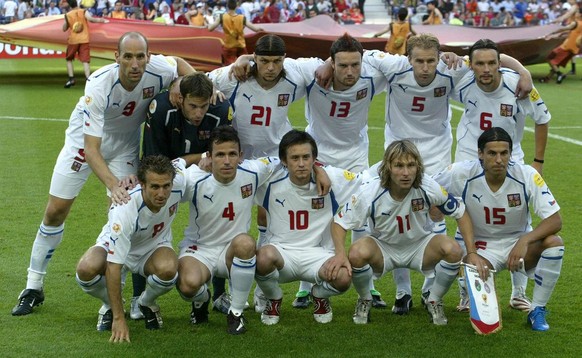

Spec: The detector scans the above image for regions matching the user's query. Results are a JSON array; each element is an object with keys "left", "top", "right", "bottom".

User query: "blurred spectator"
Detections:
[
  {"left": 348, "top": 3, "right": 364, "bottom": 23},
  {"left": 17, "top": 0, "right": 31, "bottom": 20},
  {"left": 513, "top": 0, "right": 527, "bottom": 25},
  {"left": 263, "top": 0, "right": 280, "bottom": 22},
  {"left": 305, "top": 0, "right": 317, "bottom": 18},
  {"left": 186, "top": 3, "right": 208, "bottom": 26},
  {"left": 477, "top": 0, "right": 489, "bottom": 13},
  {"left": 110, "top": 0, "right": 127, "bottom": 18},
  {"left": 373, "top": 7, "right": 416, "bottom": 54},
  {"left": 145, "top": 2, "right": 157, "bottom": 20},
  {"left": 316, "top": 0, "right": 331, "bottom": 14},
  {"left": 280, "top": 0, "right": 293, "bottom": 22},
  {"left": 423, "top": 1, "right": 443, "bottom": 24},
  {"left": 3, "top": 0, "right": 18, "bottom": 22},
  {"left": 46, "top": 0, "right": 61, "bottom": 15}
]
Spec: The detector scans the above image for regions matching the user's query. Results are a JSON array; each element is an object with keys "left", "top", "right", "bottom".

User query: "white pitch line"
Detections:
[
  {"left": 450, "top": 104, "right": 582, "bottom": 146},
  {"left": 0, "top": 116, "right": 68, "bottom": 122}
]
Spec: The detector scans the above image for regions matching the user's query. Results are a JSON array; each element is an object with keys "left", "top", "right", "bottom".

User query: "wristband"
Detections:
[
  {"left": 533, "top": 158, "right": 544, "bottom": 164},
  {"left": 466, "top": 251, "right": 478, "bottom": 256}
]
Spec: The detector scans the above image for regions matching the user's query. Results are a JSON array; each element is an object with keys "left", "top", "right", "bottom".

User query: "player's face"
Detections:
[
  {"left": 141, "top": 172, "right": 173, "bottom": 212},
  {"left": 254, "top": 54, "right": 285, "bottom": 86},
  {"left": 470, "top": 49, "right": 501, "bottom": 91},
  {"left": 409, "top": 47, "right": 439, "bottom": 86},
  {"left": 210, "top": 140, "right": 241, "bottom": 184},
  {"left": 332, "top": 51, "right": 362, "bottom": 90},
  {"left": 389, "top": 155, "right": 418, "bottom": 192},
  {"left": 116, "top": 36, "right": 150, "bottom": 91},
  {"left": 284, "top": 143, "right": 314, "bottom": 186},
  {"left": 181, "top": 95, "right": 210, "bottom": 126},
  {"left": 478, "top": 141, "right": 510, "bottom": 177}
]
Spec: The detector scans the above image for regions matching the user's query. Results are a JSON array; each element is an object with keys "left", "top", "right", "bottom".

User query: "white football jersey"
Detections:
[
  {"left": 209, "top": 59, "right": 308, "bottom": 159},
  {"left": 453, "top": 69, "right": 551, "bottom": 163},
  {"left": 334, "top": 174, "right": 464, "bottom": 246},
  {"left": 104, "top": 159, "right": 186, "bottom": 265},
  {"left": 432, "top": 160, "right": 560, "bottom": 240},
  {"left": 363, "top": 50, "right": 470, "bottom": 173},
  {"left": 292, "top": 58, "right": 387, "bottom": 170},
  {"left": 257, "top": 166, "right": 366, "bottom": 248},
  {"left": 65, "top": 55, "right": 177, "bottom": 159},
  {"left": 180, "top": 157, "right": 281, "bottom": 247}
]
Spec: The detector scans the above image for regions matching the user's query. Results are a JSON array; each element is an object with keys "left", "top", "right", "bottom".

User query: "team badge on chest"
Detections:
[
  {"left": 500, "top": 104, "right": 513, "bottom": 117},
  {"left": 433, "top": 86, "right": 446, "bottom": 97},
  {"left": 507, "top": 193, "right": 521, "bottom": 207},
  {"left": 277, "top": 94, "right": 290, "bottom": 107},
  {"left": 356, "top": 88, "right": 368, "bottom": 100},
  {"left": 312, "top": 197, "right": 325, "bottom": 209},
  {"left": 241, "top": 183, "right": 253, "bottom": 198},
  {"left": 143, "top": 86, "right": 155, "bottom": 99},
  {"left": 411, "top": 198, "right": 425, "bottom": 212}
]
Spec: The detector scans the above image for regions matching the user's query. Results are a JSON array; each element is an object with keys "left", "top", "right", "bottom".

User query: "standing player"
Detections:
[
  {"left": 176, "top": 126, "right": 281, "bottom": 335},
  {"left": 11, "top": 32, "right": 196, "bottom": 316},
  {"left": 330, "top": 140, "right": 474, "bottom": 326},
  {"left": 433, "top": 127, "right": 564, "bottom": 331},
  {"left": 209, "top": 34, "right": 310, "bottom": 312},
  {"left": 454, "top": 39, "right": 549, "bottom": 173},
  {"left": 124, "top": 72, "right": 231, "bottom": 320},
  {"left": 358, "top": 34, "right": 534, "bottom": 314},
  {"left": 76, "top": 155, "right": 185, "bottom": 342},
  {"left": 255, "top": 130, "right": 361, "bottom": 325}
]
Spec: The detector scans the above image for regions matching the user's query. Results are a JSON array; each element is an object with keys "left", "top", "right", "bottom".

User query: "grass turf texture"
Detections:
[{"left": 0, "top": 59, "right": 581, "bottom": 357}]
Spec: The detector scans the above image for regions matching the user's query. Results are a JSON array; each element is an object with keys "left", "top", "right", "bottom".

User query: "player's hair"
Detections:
[
  {"left": 397, "top": 7, "right": 408, "bottom": 21},
  {"left": 477, "top": 127, "right": 513, "bottom": 153},
  {"left": 180, "top": 73, "right": 213, "bottom": 99},
  {"left": 378, "top": 140, "right": 424, "bottom": 190},
  {"left": 406, "top": 33, "right": 440, "bottom": 57},
  {"left": 469, "top": 39, "right": 500, "bottom": 62},
  {"left": 427, "top": 1, "right": 436, "bottom": 7},
  {"left": 209, "top": 125, "right": 241, "bottom": 153},
  {"left": 251, "top": 34, "right": 287, "bottom": 79},
  {"left": 67, "top": 0, "right": 78, "bottom": 8},
  {"left": 118, "top": 32, "right": 148, "bottom": 54},
  {"left": 279, "top": 129, "right": 318, "bottom": 161},
  {"left": 227, "top": 0, "right": 237, "bottom": 10},
  {"left": 330, "top": 33, "right": 363, "bottom": 61},
  {"left": 137, "top": 155, "right": 176, "bottom": 184}
]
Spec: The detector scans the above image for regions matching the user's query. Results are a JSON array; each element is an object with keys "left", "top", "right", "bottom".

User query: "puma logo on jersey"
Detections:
[
  {"left": 204, "top": 194, "right": 214, "bottom": 202},
  {"left": 468, "top": 100, "right": 478, "bottom": 107},
  {"left": 542, "top": 189, "right": 552, "bottom": 196},
  {"left": 318, "top": 89, "right": 328, "bottom": 96},
  {"left": 473, "top": 194, "right": 483, "bottom": 202},
  {"left": 398, "top": 84, "right": 408, "bottom": 92},
  {"left": 275, "top": 198, "right": 286, "bottom": 207},
  {"left": 242, "top": 93, "right": 253, "bottom": 102},
  {"left": 112, "top": 102, "right": 121, "bottom": 107},
  {"left": 380, "top": 211, "right": 392, "bottom": 216},
  {"left": 109, "top": 237, "right": 119, "bottom": 245}
]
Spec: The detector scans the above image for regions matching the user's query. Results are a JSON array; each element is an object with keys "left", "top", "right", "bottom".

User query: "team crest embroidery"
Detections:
[
  {"left": 143, "top": 86, "right": 155, "bottom": 99},
  {"left": 411, "top": 198, "right": 424, "bottom": 211},
  {"left": 500, "top": 104, "right": 513, "bottom": 117},
  {"left": 241, "top": 184, "right": 253, "bottom": 198},
  {"left": 198, "top": 130, "right": 211, "bottom": 140},
  {"left": 312, "top": 197, "right": 325, "bottom": 209},
  {"left": 434, "top": 86, "right": 446, "bottom": 97},
  {"left": 71, "top": 161, "right": 82, "bottom": 172},
  {"left": 112, "top": 223, "right": 121, "bottom": 234},
  {"left": 356, "top": 88, "right": 368, "bottom": 100},
  {"left": 277, "top": 94, "right": 290, "bottom": 107},
  {"left": 169, "top": 203, "right": 177, "bottom": 216},
  {"left": 507, "top": 193, "right": 521, "bottom": 207}
]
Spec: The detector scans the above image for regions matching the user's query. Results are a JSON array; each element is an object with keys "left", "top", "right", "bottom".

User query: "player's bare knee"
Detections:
[
  {"left": 331, "top": 269, "right": 351, "bottom": 292},
  {"left": 231, "top": 234, "right": 256, "bottom": 258},
  {"left": 256, "top": 246, "right": 277, "bottom": 274},
  {"left": 543, "top": 234, "right": 564, "bottom": 249},
  {"left": 446, "top": 240, "right": 463, "bottom": 262},
  {"left": 348, "top": 242, "right": 370, "bottom": 267}
]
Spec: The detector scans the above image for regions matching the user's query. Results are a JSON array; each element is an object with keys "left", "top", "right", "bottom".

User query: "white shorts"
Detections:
[
  {"left": 371, "top": 233, "right": 435, "bottom": 278},
  {"left": 95, "top": 232, "right": 173, "bottom": 277},
  {"left": 49, "top": 128, "right": 141, "bottom": 199},
  {"left": 315, "top": 141, "right": 369, "bottom": 173},
  {"left": 267, "top": 244, "right": 334, "bottom": 285},
  {"left": 384, "top": 130, "right": 452, "bottom": 175},
  {"left": 178, "top": 242, "right": 231, "bottom": 280},
  {"left": 472, "top": 237, "right": 521, "bottom": 273}
]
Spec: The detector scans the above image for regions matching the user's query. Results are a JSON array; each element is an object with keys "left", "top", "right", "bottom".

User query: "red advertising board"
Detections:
[{"left": 0, "top": 43, "right": 64, "bottom": 59}]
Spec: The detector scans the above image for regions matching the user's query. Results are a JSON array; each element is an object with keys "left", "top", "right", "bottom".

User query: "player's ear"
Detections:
[
  {"left": 146, "top": 52, "right": 151, "bottom": 63},
  {"left": 115, "top": 51, "right": 120, "bottom": 64}
]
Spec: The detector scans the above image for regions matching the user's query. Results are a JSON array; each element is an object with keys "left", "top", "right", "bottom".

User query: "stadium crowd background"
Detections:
[{"left": 0, "top": 0, "right": 578, "bottom": 26}]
